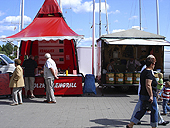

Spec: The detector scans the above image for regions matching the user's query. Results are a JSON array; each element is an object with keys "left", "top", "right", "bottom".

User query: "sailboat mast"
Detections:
[
  {"left": 21, "top": 0, "right": 24, "bottom": 30},
  {"left": 105, "top": 0, "right": 109, "bottom": 34},
  {"left": 139, "top": 0, "right": 141, "bottom": 30},
  {"left": 17, "top": 0, "right": 24, "bottom": 58},
  {"left": 156, "top": 0, "right": 160, "bottom": 35},
  {"left": 99, "top": 0, "right": 101, "bottom": 36}
]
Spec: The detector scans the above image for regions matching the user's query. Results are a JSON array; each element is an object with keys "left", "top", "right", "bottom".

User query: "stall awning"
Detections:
[
  {"left": 104, "top": 39, "right": 170, "bottom": 46},
  {"left": 0, "top": 17, "right": 83, "bottom": 42}
]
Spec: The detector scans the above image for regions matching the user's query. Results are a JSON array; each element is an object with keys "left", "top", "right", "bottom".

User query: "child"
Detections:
[
  {"left": 161, "top": 81, "right": 170, "bottom": 115},
  {"left": 157, "top": 73, "right": 164, "bottom": 101}
]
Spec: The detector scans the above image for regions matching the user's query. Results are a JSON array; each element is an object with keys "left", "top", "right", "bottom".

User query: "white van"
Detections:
[
  {"left": 0, "top": 54, "right": 15, "bottom": 75},
  {"left": 164, "top": 49, "right": 170, "bottom": 81}
]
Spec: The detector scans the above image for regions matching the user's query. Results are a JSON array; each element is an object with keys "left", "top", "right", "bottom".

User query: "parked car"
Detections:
[{"left": 0, "top": 54, "right": 15, "bottom": 75}]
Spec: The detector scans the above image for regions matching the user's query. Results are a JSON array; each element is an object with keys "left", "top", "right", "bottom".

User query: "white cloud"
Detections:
[
  {"left": 108, "top": 10, "right": 120, "bottom": 15},
  {"left": 0, "top": 25, "right": 17, "bottom": 32},
  {"left": 0, "top": 11, "right": 5, "bottom": 16},
  {"left": 77, "top": 37, "right": 97, "bottom": 47},
  {"left": 132, "top": 26, "right": 144, "bottom": 30},
  {"left": 75, "top": 28, "right": 83, "bottom": 31},
  {"left": 112, "top": 29, "right": 125, "bottom": 33},
  {"left": 0, "top": 35, "right": 6, "bottom": 38},
  {"left": 129, "top": 15, "right": 138, "bottom": 20},
  {"left": 0, "top": 15, "right": 31, "bottom": 24},
  {"left": 81, "top": 37, "right": 92, "bottom": 42},
  {"left": 62, "top": 0, "right": 82, "bottom": 7},
  {"left": 114, "top": 20, "right": 118, "bottom": 23},
  {"left": 62, "top": 0, "right": 110, "bottom": 13}
]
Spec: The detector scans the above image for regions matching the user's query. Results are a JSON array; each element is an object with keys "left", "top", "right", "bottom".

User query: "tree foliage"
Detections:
[{"left": 0, "top": 42, "right": 17, "bottom": 59}]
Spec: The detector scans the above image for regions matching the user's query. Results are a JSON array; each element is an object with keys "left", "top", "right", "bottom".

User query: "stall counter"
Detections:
[
  {"left": 0, "top": 73, "right": 10, "bottom": 96},
  {"left": 32, "top": 74, "right": 83, "bottom": 95}
]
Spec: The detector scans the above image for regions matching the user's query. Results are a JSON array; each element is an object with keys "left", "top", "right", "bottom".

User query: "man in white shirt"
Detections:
[{"left": 43, "top": 53, "right": 58, "bottom": 103}]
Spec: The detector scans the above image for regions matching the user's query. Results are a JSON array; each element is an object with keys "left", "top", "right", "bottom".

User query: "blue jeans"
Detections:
[
  {"left": 131, "top": 95, "right": 158, "bottom": 127},
  {"left": 162, "top": 99, "right": 170, "bottom": 114}
]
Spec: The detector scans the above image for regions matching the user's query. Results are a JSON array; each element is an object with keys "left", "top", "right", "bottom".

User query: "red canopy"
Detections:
[
  {"left": 37, "top": 0, "right": 62, "bottom": 15},
  {"left": 2, "top": 0, "right": 83, "bottom": 42}
]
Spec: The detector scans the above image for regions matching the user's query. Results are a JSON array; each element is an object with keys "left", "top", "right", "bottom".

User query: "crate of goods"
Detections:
[
  {"left": 124, "top": 72, "right": 133, "bottom": 84},
  {"left": 115, "top": 73, "right": 124, "bottom": 84},
  {"left": 133, "top": 72, "right": 140, "bottom": 84},
  {"left": 106, "top": 73, "right": 115, "bottom": 84}
]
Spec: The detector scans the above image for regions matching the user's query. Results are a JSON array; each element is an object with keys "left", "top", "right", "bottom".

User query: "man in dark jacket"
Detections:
[{"left": 22, "top": 55, "right": 38, "bottom": 98}]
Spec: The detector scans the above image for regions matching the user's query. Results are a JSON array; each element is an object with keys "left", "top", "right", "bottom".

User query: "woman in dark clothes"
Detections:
[{"left": 127, "top": 56, "right": 158, "bottom": 128}]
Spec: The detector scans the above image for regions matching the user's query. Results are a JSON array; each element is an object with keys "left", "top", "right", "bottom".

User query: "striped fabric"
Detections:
[{"left": 162, "top": 87, "right": 170, "bottom": 100}]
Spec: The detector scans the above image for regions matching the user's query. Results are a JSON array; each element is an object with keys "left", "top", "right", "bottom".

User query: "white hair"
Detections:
[
  {"left": 45, "top": 53, "right": 51, "bottom": 59},
  {"left": 147, "top": 55, "right": 155, "bottom": 59}
]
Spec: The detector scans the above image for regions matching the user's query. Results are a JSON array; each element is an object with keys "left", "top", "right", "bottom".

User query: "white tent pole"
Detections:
[
  {"left": 156, "top": 0, "right": 160, "bottom": 35},
  {"left": 92, "top": 0, "right": 95, "bottom": 75}
]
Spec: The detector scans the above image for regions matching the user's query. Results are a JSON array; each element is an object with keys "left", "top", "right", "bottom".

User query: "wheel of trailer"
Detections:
[{"left": 120, "top": 86, "right": 130, "bottom": 92}]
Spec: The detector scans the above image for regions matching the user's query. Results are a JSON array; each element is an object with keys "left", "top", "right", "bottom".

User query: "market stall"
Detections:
[
  {"left": 1, "top": 0, "right": 84, "bottom": 95},
  {"left": 96, "top": 29, "right": 170, "bottom": 94},
  {"left": 34, "top": 74, "right": 82, "bottom": 95}
]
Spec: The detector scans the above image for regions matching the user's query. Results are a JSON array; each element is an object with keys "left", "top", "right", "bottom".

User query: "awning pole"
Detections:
[{"left": 92, "top": 0, "right": 95, "bottom": 75}]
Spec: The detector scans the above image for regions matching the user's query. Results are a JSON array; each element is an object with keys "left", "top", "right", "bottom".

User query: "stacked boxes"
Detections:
[{"left": 106, "top": 72, "right": 141, "bottom": 84}]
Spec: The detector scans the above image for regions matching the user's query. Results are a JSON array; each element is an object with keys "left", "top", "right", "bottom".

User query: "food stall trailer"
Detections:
[
  {"left": 2, "top": 0, "right": 84, "bottom": 95},
  {"left": 96, "top": 29, "right": 170, "bottom": 94}
]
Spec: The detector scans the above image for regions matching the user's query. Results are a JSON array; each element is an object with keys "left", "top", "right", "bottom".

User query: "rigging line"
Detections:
[
  {"left": 13, "top": 0, "right": 20, "bottom": 16},
  {"left": 142, "top": 0, "right": 148, "bottom": 30},
  {"left": 127, "top": 0, "right": 135, "bottom": 29},
  {"left": 132, "top": 0, "right": 137, "bottom": 28},
  {"left": 69, "top": 0, "right": 72, "bottom": 28}
]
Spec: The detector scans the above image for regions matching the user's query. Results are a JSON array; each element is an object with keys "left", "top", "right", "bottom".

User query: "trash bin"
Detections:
[{"left": 83, "top": 74, "right": 96, "bottom": 94}]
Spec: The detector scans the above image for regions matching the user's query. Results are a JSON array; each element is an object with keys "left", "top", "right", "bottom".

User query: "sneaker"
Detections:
[
  {"left": 161, "top": 113, "right": 167, "bottom": 116},
  {"left": 158, "top": 121, "right": 169, "bottom": 125},
  {"left": 48, "top": 101, "right": 56, "bottom": 103},
  {"left": 43, "top": 100, "right": 48, "bottom": 103},
  {"left": 10, "top": 103, "right": 18, "bottom": 106},
  {"left": 30, "top": 95, "right": 35, "bottom": 99}
]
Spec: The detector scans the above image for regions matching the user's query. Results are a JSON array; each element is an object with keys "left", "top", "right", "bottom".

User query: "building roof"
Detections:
[{"left": 100, "top": 28, "right": 165, "bottom": 39}]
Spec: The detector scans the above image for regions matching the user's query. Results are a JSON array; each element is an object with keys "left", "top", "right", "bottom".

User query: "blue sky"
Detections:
[{"left": 0, "top": 0, "right": 170, "bottom": 48}]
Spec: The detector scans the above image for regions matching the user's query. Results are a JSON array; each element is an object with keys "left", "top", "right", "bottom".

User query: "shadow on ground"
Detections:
[{"left": 89, "top": 118, "right": 148, "bottom": 128}]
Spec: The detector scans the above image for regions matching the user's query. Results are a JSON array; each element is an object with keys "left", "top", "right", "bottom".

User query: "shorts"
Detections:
[{"left": 24, "top": 77, "right": 35, "bottom": 91}]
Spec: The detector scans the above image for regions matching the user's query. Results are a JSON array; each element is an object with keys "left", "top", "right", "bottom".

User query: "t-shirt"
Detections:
[
  {"left": 162, "top": 87, "right": 170, "bottom": 100},
  {"left": 157, "top": 78, "right": 163, "bottom": 90},
  {"left": 22, "top": 58, "right": 37, "bottom": 77},
  {"left": 139, "top": 69, "right": 158, "bottom": 97},
  {"left": 44, "top": 58, "right": 57, "bottom": 79}
]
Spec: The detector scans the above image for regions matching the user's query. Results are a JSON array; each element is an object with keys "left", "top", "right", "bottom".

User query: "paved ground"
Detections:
[{"left": 0, "top": 84, "right": 170, "bottom": 128}]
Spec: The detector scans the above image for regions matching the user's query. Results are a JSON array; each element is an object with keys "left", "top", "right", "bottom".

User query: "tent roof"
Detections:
[
  {"left": 5, "top": 17, "right": 83, "bottom": 41},
  {"left": 100, "top": 28, "right": 165, "bottom": 39},
  {"left": 98, "top": 29, "right": 170, "bottom": 46},
  {"left": 37, "top": 0, "right": 62, "bottom": 15},
  {"left": 103, "top": 39, "right": 170, "bottom": 46},
  {"left": 1, "top": 0, "right": 83, "bottom": 42}
]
